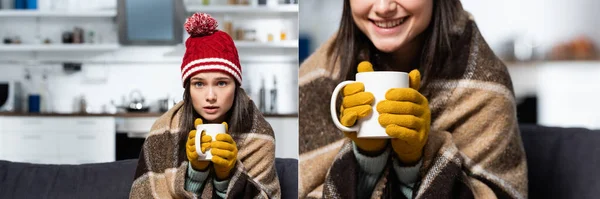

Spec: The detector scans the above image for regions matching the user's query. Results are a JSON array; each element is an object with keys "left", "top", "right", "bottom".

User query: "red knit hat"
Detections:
[{"left": 180, "top": 13, "right": 242, "bottom": 87}]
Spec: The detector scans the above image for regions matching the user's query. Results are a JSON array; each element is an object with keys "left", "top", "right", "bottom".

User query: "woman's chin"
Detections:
[
  {"left": 199, "top": 114, "right": 220, "bottom": 123},
  {"left": 373, "top": 42, "right": 403, "bottom": 53}
]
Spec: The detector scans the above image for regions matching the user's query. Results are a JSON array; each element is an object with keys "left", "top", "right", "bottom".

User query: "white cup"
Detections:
[
  {"left": 194, "top": 123, "right": 226, "bottom": 161},
  {"left": 330, "top": 71, "right": 409, "bottom": 138}
]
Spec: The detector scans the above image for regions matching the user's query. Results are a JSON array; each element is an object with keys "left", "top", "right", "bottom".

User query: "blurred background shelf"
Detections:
[
  {"left": 0, "top": 44, "right": 120, "bottom": 52},
  {"left": 0, "top": 10, "right": 117, "bottom": 17},
  {"left": 234, "top": 40, "right": 298, "bottom": 48},
  {"left": 186, "top": 5, "right": 298, "bottom": 14},
  {"left": 504, "top": 60, "right": 600, "bottom": 66}
]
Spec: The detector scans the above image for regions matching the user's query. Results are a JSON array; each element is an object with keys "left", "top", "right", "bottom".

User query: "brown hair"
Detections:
[
  {"left": 178, "top": 80, "right": 253, "bottom": 148},
  {"left": 328, "top": 0, "right": 463, "bottom": 88}
]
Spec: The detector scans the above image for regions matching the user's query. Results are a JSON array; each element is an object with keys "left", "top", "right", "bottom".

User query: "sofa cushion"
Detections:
[
  {"left": 275, "top": 158, "right": 298, "bottom": 199},
  {"left": 0, "top": 157, "right": 299, "bottom": 198},
  {"left": 520, "top": 124, "right": 600, "bottom": 199},
  {"left": 0, "top": 159, "right": 138, "bottom": 199}
]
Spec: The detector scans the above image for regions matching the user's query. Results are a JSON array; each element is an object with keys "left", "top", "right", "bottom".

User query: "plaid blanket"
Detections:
[
  {"left": 130, "top": 99, "right": 280, "bottom": 199},
  {"left": 298, "top": 11, "right": 527, "bottom": 199}
]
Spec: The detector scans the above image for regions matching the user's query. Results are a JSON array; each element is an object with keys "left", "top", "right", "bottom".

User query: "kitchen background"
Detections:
[
  {"left": 300, "top": 0, "right": 600, "bottom": 129},
  {"left": 0, "top": 0, "right": 299, "bottom": 164}
]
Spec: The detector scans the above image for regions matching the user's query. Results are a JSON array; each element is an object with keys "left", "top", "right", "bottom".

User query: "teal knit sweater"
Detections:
[
  {"left": 353, "top": 143, "right": 422, "bottom": 199},
  {"left": 184, "top": 164, "right": 231, "bottom": 198}
]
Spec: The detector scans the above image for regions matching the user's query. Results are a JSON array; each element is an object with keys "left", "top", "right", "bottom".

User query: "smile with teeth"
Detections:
[{"left": 373, "top": 17, "right": 407, "bottom": 28}]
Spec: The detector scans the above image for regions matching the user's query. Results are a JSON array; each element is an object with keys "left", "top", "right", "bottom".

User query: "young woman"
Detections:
[
  {"left": 130, "top": 13, "right": 280, "bottom": 199},
  {"left": 299, "top": 0, "right": 527, "bottom": 198}
]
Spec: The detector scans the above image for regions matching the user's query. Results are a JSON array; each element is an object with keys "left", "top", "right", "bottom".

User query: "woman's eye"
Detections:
[
  {"left": 194, "top": 82, "right": 204, "bottom": 88},
  {"left": 217, "top": 81, "right": 228, "bottom": 87}
]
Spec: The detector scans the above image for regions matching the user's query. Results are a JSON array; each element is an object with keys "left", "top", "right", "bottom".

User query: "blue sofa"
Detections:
[
  {"left": 1, "top": 124, "right": 600, "bottom": 198},
  {"left": 0, "top": 158, "right": 298, "bottom": 199}
]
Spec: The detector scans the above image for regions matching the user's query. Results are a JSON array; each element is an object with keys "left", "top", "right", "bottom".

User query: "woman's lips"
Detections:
[
  {"left": 372, "top": 17, "right": 407, "bottom": 28},
  {"left": 203, "top": 106, "right": 219, "bottom": 114},
  {"left": 370, "top": 16, "right": 409, "bottom": 35}
]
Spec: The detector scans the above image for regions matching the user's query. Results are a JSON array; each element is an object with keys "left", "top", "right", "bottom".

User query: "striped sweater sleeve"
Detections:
[
  {"left": 353, "top": 142, "right": 423, "bottom": 199},
  {"left": 185, "top": 163, "right": 210, "bottom": 193},
  {"left": 352, "top": 142, "right": 390, "bottom": 199},
  {"left": 392, "top": 157, "right": 422, "bottom": 198},
  {"left": 213, "top": 178, "right": 231, "bottom": 198}
]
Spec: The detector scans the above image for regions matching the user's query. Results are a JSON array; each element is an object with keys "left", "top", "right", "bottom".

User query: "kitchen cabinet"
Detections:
[
  {"left": 0, "top": 116, "right": 115, "bottom": 164},
  {"left": 0, "top": 44, "right": 120, "bottom": 52},
  {"left": 265, "top": 116, "right": 298, "bottom": 159},
  {"left": 0, "top": 10, "right": 117, "bottom": 17},
  {"left": 0, "top": 9, "right": 120, "bottom": 62},
  {"left": 186, "top": 4, "right": 299, "bottom": 14}
]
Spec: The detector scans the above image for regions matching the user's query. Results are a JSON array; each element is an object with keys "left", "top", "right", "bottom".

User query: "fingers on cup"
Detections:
[
  {"left": 376, "top": 100, "right": 425, "bottom": 116},
  {"left": 186, "top": 142, "right": 196, "bottom": 153},
  {"left": 379, "top": 114, "right": 424, "bottom": 130},
  {"left": 211, "top": 148, "right": 235, "bottom": 160},
  {"left": 343, "top": 105, "right": 372, "bottom": 118},
  {"left": 211, "top": 140, "right": 237, "bottom": 151},
  {"left": 408, "top": 69, "right": 421, "bottom": 90},
  {"left": 188, "top": 130, "right": 196, "bottom": 140},
  {"left": 385, "top": 88, "right": 426, "bottom": 105},
  {"left": 222, "top": 122, "right": 229, "bottom": 132},
  {"left": 215, "top": 133, "right": 235, "bottom": 144},
  {"left": 357, "top": 61, "right": 375, "bottom": 72},
  {"left": 187, "top": 152, "right": 198, "bottom": 162},
  {"left": 385, "top": 124, "right": 422, "bottom": 144},
  {"left": 343, "top": 92, "right": 375, "bottom": 108},
  {"left": 341, "top": 105, "right": 372, "bottom": 127},
  {"left": 194, "top": 118, "right": 203, "bottom": 127},
  {"left": 187, "top": 137, "right": 196, "bottom": 148},
  {"left": 340, "top": 111, "right": 358, "bottom": 127},
  {"left": 201, "top": 133, "right": 212, "bottom": 143},
  {"left": 211, "top": 154, "right": 232, "bottom": 167},
  {"left": 343, "top": 82, "right": 366, "bottom": 96},
  {"left": 186, "top": 133, "right": 196, "bottom": 150},
  {"left": 200, "top": 142, "right": 211, "bottom": 153},
  {"left": 186, "top": 145, "right": 198, "bottom": 160}
]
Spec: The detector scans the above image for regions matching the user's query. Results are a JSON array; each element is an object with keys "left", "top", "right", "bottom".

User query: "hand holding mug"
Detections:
[
  {"left": 211, "top": 132, "right": 238, "bottom": 180},
  {"left": 193, "top": 120, "right": 237, "bottom": 180},
  {"left": 334, "top": 61, "right": 391, "bottom": 153},
  {"left": 376, "top": 69, "right": 430, "bottom": 164},
  {"left": 186, "top": 118, "right": 212, "bottom": 170}
]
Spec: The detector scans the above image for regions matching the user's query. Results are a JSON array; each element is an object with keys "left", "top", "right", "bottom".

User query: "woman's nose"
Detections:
[
  {"left": 374, "top": 0, "right": 398, "bottom": 18},
  {"left": 206, "top": 87, "right": 216, "bottom": 102}
]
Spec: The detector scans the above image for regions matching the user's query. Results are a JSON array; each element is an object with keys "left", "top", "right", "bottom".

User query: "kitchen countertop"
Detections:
[
  {"left": 0, "top": 112, "right": 298, "bottom": 118},
  {"left": 0, "top": 112, "right": 165, "bottom": 117}
]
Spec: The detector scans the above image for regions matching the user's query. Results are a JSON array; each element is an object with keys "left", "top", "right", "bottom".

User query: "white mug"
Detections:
[
  {"left": 194, "top": 123, "right": 226, "bottom": 161},
  {"left": 330, "top": 71, "right": 409, "bottom": 138}
]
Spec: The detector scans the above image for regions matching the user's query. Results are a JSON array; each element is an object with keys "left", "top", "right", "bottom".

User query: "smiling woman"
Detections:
[
  {"left": 129, "top": 13, "right": 281, "bottom": 199},
  {"left": 299, "top": 0, "right": 528, "bottom": 198},
  {"left": 349, "top": 0, "right": 432, "bottom": 54}
]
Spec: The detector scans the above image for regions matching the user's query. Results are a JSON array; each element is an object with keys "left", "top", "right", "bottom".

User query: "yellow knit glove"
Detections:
[
  {"left": 211, "top": 122, "right": 237, "bottom": 180},
  {"left": 376, "top": 69, "right": 430, "bottom": 165},
  {"left": 186, "top": 118, "right": 212, "bottom": 171},
  {"left": 340, "top": 61, "right": 387, "bottom": 153}
]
